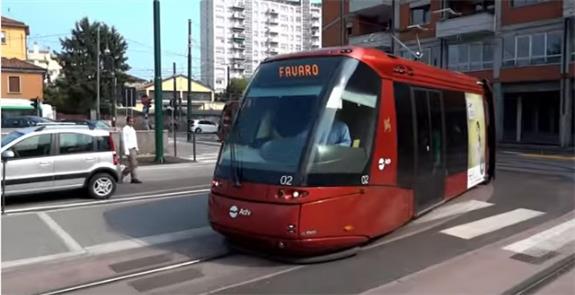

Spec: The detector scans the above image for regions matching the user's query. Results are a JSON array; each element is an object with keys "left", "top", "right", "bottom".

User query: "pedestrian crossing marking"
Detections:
[
  {"left": 414, "top": 200, "right": 493, "bottom": 224},
  {"left": 440, "top": 208, "right": 544, "bottom": 239},
  {"left": 503, "top": 219, "right": 575, "bottom": 257}
]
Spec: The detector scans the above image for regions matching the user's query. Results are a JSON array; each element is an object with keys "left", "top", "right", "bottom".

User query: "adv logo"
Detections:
[{"left": 229, "top": 205, "right": 252, "bottom": 219}]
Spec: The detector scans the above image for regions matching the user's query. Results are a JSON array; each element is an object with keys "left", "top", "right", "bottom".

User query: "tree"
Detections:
[
  {"left": 224, "top": 78, "right": 249, "bottom": 100},
  {"left": 47, "top": 17, "right": 130, "bottom": 115}
]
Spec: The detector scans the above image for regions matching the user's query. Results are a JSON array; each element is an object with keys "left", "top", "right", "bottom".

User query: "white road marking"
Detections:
[
  {"left": 1, "top": 251, "right": 85, "bottom": 269},
  {"left": 503, "top": 219, "right": 575, "bottom": 257},
  {"left": 2, "top": 226, "right": 217, "bottom": 270},
  {"left": 414, "top": 200, "right": 494, "bottom": 224},
  {"left": 6, "top": 188, "right": 210, "bottom": 215},
  {"left": 139, "top": 162, "right": 216, "bottom": 171},
  {"left": 200, "top": 266, "right": 305, "bottom": 295},
  {"left": 440, "top": 208, "right": 545, "bottom": 240},
  {"left": 37, "top": 212, "right": 84, "bottom": 252}
]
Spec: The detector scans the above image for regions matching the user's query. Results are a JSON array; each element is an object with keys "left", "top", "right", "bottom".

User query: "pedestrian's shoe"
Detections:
[{"left": 131, "top": 179, "right": 143, "bottom": 184}]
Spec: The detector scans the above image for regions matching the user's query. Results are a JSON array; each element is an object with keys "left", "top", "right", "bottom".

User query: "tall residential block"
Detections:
[{"left": 201, "top": 0, "right": 322, "bottom": 94}]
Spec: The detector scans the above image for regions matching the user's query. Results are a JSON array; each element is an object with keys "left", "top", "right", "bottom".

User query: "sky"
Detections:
[{"left": 2, "top": 0, "right": 204, "bottom": 81}]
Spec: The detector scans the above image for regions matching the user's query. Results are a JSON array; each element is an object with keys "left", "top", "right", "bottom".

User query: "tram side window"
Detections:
[
  {"left": 394, "top": 83, "right": 416, "bottom": 188},
  {"left": 443, "top": 90, "right": 468, "bottom": 174},
  {"left": 307, "top": 61, "right": 380, "bottom": 184}
]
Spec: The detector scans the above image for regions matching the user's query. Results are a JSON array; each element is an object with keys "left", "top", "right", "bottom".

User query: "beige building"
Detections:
[{"left": 1, "top": 17, "right": 46, "bottom": 101}]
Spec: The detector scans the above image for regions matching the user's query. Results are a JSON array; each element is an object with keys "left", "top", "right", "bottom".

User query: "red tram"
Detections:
[{"left": 208, "top": 47, "right": 495, "bottom": 257}]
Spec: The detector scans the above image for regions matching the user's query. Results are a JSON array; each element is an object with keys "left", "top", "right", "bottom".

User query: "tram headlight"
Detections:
[{"left": 276, "top": 189, "right": 308, "bottom": 201}]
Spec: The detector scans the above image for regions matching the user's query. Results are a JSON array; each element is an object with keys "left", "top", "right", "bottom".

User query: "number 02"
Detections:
[{"left": 280, "top": 175, "right": 293, "bottom": 186}]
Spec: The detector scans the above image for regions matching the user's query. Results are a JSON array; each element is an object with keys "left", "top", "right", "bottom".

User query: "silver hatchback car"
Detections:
[{"left": 1, "top": 124, "right": 120, "bottom": 199}]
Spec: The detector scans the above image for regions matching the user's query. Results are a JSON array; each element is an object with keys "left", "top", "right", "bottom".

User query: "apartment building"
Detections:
[
  {"left": 201, "top": 0, "right": 322, "bottom": 93},
  {"left": 323, "top": 0, "right": 574, "bottom": 148}
]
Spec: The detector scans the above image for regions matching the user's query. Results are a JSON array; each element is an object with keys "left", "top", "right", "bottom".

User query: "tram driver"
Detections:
[{"left": 326, "top": 119, "right": 352, "bottom": 147}]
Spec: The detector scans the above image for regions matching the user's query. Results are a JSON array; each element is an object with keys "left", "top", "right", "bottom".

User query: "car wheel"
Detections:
[
  {"left": 87, "top": 173, "right": 116, "bottom": 199},
  {"left": 195, "top": 128, "right": 202, "bottom": 133}
]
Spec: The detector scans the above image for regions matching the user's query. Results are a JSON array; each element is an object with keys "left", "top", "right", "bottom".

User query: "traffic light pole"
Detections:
[
  {"left": 96, "top": 26, "right": 101, "bottom": 120},
  {"left": 153, "top": 0, "right": 164, "bottom": 163}
]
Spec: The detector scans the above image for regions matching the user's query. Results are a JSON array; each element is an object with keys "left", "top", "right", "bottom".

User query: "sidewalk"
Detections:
[
  {"left": 362, "top": 212, "right": 575, "bottom": 294},
  {"left": 499, "top": 143, "right": 575, "bottom": 159}
]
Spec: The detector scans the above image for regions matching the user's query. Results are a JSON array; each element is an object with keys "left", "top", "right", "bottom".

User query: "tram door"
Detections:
[{"left": 413, "top": 89, "right": 445, "bottom": 213}]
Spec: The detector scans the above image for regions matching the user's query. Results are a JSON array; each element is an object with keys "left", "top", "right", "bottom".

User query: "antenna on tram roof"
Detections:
[{"left": 391, "top": 24, "right": 428, "bottom": 61}]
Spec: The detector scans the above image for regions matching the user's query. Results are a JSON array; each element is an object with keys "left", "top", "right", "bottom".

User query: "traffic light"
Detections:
[{"left": 30, "top": 98, "right": 40, "bottom": 116}]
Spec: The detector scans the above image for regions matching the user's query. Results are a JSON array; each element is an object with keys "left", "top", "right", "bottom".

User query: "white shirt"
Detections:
[{"left": 122, "top": 125, "right": 139, "bottom": 155}]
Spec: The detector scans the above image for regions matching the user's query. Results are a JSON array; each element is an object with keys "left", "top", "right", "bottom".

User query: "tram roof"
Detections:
[{"left": 264, "top": 46, "right": 484, "bottom": 94}]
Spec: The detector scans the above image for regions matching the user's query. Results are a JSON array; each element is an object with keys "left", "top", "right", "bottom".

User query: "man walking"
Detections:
[{"left": 122, "top": 116, "right": 142, "bottom": 184}]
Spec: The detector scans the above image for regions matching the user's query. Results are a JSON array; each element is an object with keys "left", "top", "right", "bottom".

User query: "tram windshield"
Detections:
[{"left": 216, "top": 56, "right": 381, "bottom": 186}]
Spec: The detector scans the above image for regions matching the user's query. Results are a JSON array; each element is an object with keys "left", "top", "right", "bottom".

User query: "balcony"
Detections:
[
  {"left": 231, "top": 12, "right": 245, "bottom": 20},
  {"left": 349, "top": 31, "right": 392, "bottom": 50},
  {"left": 231, "top": 54, "right": 246, "bottom": 61},
  {"left": 266, "top": 48, "right": 279, "bottom": 55},
  {"left": 436, "top": 11, "right": 495, "bottom": 38},
  {"left": 266, "top": 28, "right": 279, "bottom": 36},
  {"left": 350, "top": 0, "right": 392, "bottom": 15},
  {"left": 266, "top": 9, "right": 278, "bottom": 17},
  {"left": 231, "top": 22, "right": 245, "bottom": 32},
  {"left": 566, "top": 0, "right": 575, "bottom": 17},
  {"left": 232, "top": 43, "right": 246, "bottom": 50},
  {"left": 267, "top": 39, "right": 279, "bottom": 46},
  {"left": 232, "top": 63, "right": 245, "bottom": 70},
  {"left": 267, "top": 19, "right": 279, "bottom": 26},
  {"left": 231, "top": 2, "right": 245, "bottom": 11},
  {"left": 232, "top": 33, "right": 246, "bottom": 41}
]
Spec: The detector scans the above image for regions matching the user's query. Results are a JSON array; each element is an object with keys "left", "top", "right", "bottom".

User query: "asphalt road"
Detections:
[{"left": 2, "top": 151, "right": 574, "bottom": 295}]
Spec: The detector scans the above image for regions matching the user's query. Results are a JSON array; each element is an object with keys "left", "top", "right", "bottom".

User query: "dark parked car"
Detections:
[{"left": 1, "top": 116, "right": 53, "bottom": 128}]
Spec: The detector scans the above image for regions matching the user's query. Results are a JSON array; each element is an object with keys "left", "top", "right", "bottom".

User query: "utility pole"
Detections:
[
  {"left": 187, "top": 19, "right": 192, "bottom": 143},
  {"left": 172, "top": 62, "right": 177, "bottom": 157},
  {"left": 113, "top": 76, "right": 118, "bottom": 127},
  {"left": 96, "top": 26, "right": 101, "bottom": 120},
  {"left": 187, "top": 19, "right": 196, "bottom": 161},
  {"left": 153, "top": 0, "right": 164, "bottom": 163}
]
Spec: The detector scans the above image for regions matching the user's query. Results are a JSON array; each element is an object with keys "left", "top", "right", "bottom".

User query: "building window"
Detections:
[
  {"left": 410, "top": 5, "right": 430, "bottom": 25},
  {"left": 448, "top": 42, "right": 494, "bottom": 72},
  {"left": 1, "top": 31, "right": 6, "bottom": 44},
  {"left": 511, "top": 0, "right": 548, "bottom": 7},
  {"left": 546, "top": 31, "right": 562, "bottom": 63},
  {"left": 8, "top": 76, "right": 21, "bottom": 93},
  {"left": 503, "top": 31, "right": 562, "bottom": 67}
]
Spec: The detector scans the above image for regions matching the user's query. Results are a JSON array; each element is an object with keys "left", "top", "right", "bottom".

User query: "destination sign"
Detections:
[{"left": 278, "top": 64, "right": 319, "bottom": 78}]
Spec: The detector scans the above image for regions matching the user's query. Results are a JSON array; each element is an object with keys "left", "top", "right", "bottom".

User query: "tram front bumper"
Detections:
[{"left": 209, "top": 193, "right": 367, "bottom": 256}]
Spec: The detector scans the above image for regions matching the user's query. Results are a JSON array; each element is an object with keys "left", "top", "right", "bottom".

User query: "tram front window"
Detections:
[
  {"left": 216, "top": 56, "right": 380, "bottom": 186},
  {"left": 306, "top": 61, "right": 380, "bottom": 185}
]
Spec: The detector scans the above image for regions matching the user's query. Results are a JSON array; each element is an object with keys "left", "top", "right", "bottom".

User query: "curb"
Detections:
[{"left": 502, "top": 253, "right": 575, "bottom": 295}]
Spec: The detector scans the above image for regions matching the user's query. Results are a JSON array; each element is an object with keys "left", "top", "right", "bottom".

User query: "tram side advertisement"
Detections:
[{"left": 466, "top": 93, "right": 486, "bottom": 188}]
